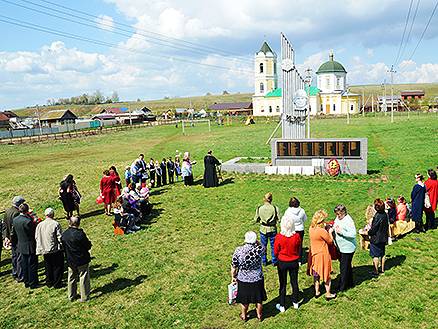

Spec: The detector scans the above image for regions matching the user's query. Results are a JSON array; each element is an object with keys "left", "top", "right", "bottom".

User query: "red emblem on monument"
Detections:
[{"left": 327, "top": 158, "right": 341, "bottom": 176}]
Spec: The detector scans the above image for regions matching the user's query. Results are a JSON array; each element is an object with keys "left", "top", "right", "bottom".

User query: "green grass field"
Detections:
[{"left": 0, "top": 114, "right": 437, "bottom": 329}]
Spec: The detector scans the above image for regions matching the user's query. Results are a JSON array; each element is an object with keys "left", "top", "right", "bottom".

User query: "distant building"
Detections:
[
  {"left": 40, "top": 110, "right": 78, "bottom": 126},
  {"left": 208, "top": 102, "right": 253, "bottom": 115},
  {"left": 400, "top": 90, "right": 425, "bottom": 100},
  {"left": 252, "top": 41, "right": 360, "bottom": 116},
  {"left": 3, "top": 111, "right": 18, "bottom": 118},
  {"left": 0, "top": 112, "right": 11, "bottom": 129},
  {"left": 100, "top": 108, "right": 123, "bottom": 114},
  {"left": 94, "top": 106, "right": 155, "bottom": 123},
  {"left": 378, "top": 95, "right": 402, "bottom": 111}
]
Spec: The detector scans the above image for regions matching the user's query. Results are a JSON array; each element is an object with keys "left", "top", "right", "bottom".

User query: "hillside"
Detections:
[
  {"left": 12, "top": 92, "right": 253, "bottom": 118},
  {"left": 10, "top": 83, "right": 438, "bottom": 118}
]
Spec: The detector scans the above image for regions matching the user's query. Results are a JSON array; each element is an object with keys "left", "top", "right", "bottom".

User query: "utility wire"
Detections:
[
  {"left": 0, "top": 14, "right": 254, "bottom": 74},
  {"left": 398, "top": 0, "right": 421, "bottom": 65},
  {"left": 394, "top": 0, "right": 413, "bottom": 66},
  {"left": 16, "top": 0, "right": 252, "bottom": 62},
  {"left": 0, "top": 0, "right": 248, "bottom": 63},
  {"left": 407, "top": 0, "right": 438, "bottom": 61}
]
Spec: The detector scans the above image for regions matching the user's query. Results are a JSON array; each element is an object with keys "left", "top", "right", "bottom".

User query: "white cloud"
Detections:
[{"left": 95, "top": 14, "right": 114, "bottom": 31}]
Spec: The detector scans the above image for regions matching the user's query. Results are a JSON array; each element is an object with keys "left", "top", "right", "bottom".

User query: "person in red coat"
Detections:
[
  {"left": 425, "top": 169, "right": 438, "bottom": 230},
  {"left": 100, "top": 170, "right": 116, "bottom": 216},
  {"left": 109, "top": 166, "right": 122, "bottom": 197},
  {"left": 274, "top": 216, "right": 302, "bottom": 312}
]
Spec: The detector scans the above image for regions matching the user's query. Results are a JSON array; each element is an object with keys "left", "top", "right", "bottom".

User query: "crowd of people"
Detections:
[
  {"left": 0, "top": 148, "right": 225, "bottom": 301},
  {"left": 1, "top": 197, "right": 92, "bottom": 301},
  {"left": 230, "top": 168, "right": 438, "bottom": 322}
]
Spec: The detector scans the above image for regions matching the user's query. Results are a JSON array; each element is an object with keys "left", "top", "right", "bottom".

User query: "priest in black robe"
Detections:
[{"left": 203, "top": 150, "right": 221, "bottom": 188}]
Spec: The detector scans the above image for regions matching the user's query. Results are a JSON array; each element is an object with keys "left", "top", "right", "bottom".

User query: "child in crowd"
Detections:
[
  {"left": 124, "top": 166, "right": 132, "bottom": 187},
  {"left": 396, "top": 196, "right": 408, "bottom": 220},
  {"left": 175, "top": 158, "right": 181, "bottom": 181},
  {"left": 358, "top": 205, "right": 375, "bottom": 250}
]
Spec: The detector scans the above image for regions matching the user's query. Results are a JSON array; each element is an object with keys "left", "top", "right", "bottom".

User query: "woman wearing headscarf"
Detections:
[
  {"left": 231, "top": 231, "right": 266, "bottom": 322},
  {"left": 182, "top": 152, "right": 194, "bottom": 186},
  {"left": 308, "top": 210, "right": 336, "bottom": 300},
  {"left": 273, "top": 216, "right": 301, "bottom": 312}
]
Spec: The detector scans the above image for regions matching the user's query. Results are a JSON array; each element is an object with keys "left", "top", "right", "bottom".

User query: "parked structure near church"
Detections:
[{"left": 252, "top": 42, "right": 360, "bottom": 116}]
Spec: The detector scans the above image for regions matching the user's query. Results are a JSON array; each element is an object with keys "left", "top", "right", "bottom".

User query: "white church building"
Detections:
[{"left": 252, "top": 42, "right": 360, "bottom": 116}]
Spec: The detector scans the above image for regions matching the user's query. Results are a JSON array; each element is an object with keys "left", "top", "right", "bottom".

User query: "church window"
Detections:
[
  {"left": 320, "top": 104, "right": 323, "bottom": 112},
  {"left": 260, "top": 63, "right": 264, "bottom": 73},
  {"left": 333, "top": 104, "right": 336, "bottom": 112},
  {"left": 260, "top": 83, "right": 264, "bottom": 93},
  {"left": 269, "top": 106, "right": 273, "bottom": 113},
  {"left": 276, "top": 106, "right": 280, "bottom": 112},
  {"left": 326, "top": 77, "right": 330, "bottom": 89},
  {"left": 261, "top": 107, "right": 264, "bottom": 113},
  {"left": 350, "top": 105, "right": 354, "bottom": 112},
  {"left": 274, "top": 63, "right": 276, "bottom": 74},
  {"left": 336, "top": 77, "right": 341, "bottom": 89}
]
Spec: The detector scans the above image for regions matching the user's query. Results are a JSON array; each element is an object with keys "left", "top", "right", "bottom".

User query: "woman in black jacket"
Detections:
[{"left": 368, "top": 199, "right": 389, "bottom": 276}]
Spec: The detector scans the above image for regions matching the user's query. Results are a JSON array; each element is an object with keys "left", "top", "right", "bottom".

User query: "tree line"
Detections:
[{"left": 46, "top": 90, "right": 119, "bottom": 106}]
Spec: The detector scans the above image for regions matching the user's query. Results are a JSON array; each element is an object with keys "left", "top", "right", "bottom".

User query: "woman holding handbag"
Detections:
[
  {"left": 333, "top": 204, "right": 357, "bottom": 292},
  {"left": 231, "top": 231, "right": 267, "bottom": 322}
]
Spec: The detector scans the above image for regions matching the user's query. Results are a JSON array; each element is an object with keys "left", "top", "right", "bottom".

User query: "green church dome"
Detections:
[{"left": 316, "top": 53, "right": 347, "bottom": 74}]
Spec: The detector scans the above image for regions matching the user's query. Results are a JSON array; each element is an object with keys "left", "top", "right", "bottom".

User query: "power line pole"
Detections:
[{"left": 388, "top": 65, "right": 396, "bottom": 123}]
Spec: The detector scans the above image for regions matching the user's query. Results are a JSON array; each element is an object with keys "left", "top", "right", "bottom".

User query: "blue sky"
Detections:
[{"left": 1, "top": 0, "right": 438, "bottom": 109}]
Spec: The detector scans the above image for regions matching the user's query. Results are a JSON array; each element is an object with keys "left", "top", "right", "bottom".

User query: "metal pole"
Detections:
[
  {"left": 208, "top": 119, "right": 211, "bottom": 132},
  {"left": 129, "top": 108, "right": 132, "bottom": 126},
  {"left": 389, "top": 65, "right": 396, "bottom": 123},
  {"left": 384, "top": 80, "right": 387, "bottom": 116},
  {"left": 182, "top": 120, "right": 185, "bottom": 135},
  {"left": 362, "top": 89, "right": 365, "bottom": 117},
  {"left": 346, "top": 86, "right": 350, "bottom": 124}
]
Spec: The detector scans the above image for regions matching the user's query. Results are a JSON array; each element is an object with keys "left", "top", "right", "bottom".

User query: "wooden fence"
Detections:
[{"left": 0, "top": 120, "right": 182, "bottom": 145}]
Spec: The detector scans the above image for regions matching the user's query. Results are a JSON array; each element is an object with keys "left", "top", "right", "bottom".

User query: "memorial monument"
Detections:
[
  {"left": 222, "top": 33, "right": 367, "bottom": 176},
  {"left": 270, "top": 33, "right": 367, "bottom": 175}
]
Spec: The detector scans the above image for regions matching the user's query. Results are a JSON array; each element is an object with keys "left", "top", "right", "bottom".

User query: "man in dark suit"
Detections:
[
  {"left": 11, "top": 203, "right": 39, "bottom": 288},
  {"left": 2, "top": 196, "right": 26, "bottom": 281},
  {"left": 160, "top": 159, "right": 167, "bottom": 185},
  {"left": 167, "top": 157, "right": 175, "bottom": 184}
]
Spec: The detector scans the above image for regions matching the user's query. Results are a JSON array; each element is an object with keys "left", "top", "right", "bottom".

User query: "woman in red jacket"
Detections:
[
  {"left": 274, "top": 216, "right": 302, "bottom": 312},
  {"left": 100, "top": 170, "right": 116, "bottom": 216},
  {"left": 425, "top": 169, "right": 438, "bottom": 230}
]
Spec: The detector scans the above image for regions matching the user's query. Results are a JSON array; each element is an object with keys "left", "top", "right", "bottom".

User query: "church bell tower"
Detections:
[{"left": 254, "top": 41, "right": 278, "bottom": 96}]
